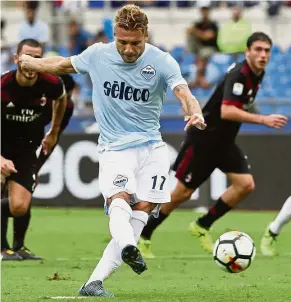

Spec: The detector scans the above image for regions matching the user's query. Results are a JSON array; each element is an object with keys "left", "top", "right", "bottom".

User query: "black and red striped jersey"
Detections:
[
  {"left": 188, "top": 60, "right": 265, "bottom": 144},
  {"left": 1, "top": 70, "right": 65, "bottom": 154}
]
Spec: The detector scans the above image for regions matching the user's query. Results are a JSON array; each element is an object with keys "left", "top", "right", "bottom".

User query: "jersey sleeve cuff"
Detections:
[
  {"left": 171, "top": 78, "right": 188, "bottom": 91},
  {"left": 70, "top": 56, "right": 81, "bottom": 74},
  {"left": 222, "top": 100, "right": 243, "bottom": 109}
]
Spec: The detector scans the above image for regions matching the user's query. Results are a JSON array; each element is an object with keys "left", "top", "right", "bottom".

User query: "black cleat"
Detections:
[
  {"left": 1, "top": 249, "right": 23, "bottom": 261},
  {"left": 78, "top": 281, "right": 114, "bottom": 297},
  {"left": 14, "top": 247, "right": 43, "bottom": 260},
  {"left": 121, "top": 244, "right": 147, "bottom": 275}
]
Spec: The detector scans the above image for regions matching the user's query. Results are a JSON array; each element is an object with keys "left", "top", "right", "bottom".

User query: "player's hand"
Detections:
[
  {"left": 42, "top": 131, "right": 58, "bottom": 155},
  {"left": 1, "top": 156, "right": 17, "bottom": 177},
  {"left": 262, "top": 114, "right": 288, "bottom": 129},
  {"left": 19, "top": 54, "right": 34, "bottom": 70},
  {"left": 184, "top": 113, "right": 207, "bottom": 131}
]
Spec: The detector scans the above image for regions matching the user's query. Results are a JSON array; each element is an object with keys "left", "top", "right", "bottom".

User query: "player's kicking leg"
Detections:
[
  {"left": 79, "top": 196, "right": 151, "bottom": 297},
  {"left": 261, "top": 196, "right": 291, "bottom": 256}
]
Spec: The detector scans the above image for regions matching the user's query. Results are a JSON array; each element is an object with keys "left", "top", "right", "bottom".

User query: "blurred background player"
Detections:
[
  {"left": 18, "top": 1, "right": 49, "bottom": 48},
  {"left": 187, "top": 1, "right": 218, "bottom": 88},
  {"left": 261, "top": 195, "right": 291, "bottom": 256},
  {"left": 1, "top": 38, "right": 67, "bottom": 260},
  {"left": 139, "top": 32, "right": 288, "bottom": 257}
]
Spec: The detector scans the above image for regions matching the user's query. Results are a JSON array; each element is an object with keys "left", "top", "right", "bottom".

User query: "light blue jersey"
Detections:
[{"left": 71, "top": 42, "right": 186, "bottom": 151}]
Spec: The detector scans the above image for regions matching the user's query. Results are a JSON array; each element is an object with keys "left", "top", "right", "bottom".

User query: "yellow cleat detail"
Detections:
[
  {"left": 260, "top": 225, "right": 278, "bottom": 257},
  {"left": 188, "top": 221, "right": 213, "bottom": 253},
  {"left": 138, "top": 238, "right": 155, "bottom": 259}
]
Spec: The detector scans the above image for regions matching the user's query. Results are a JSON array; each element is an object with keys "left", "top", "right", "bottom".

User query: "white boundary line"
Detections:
[
  {"left": 48, "top": 297, "right": 86, "bottom": 300},
  {"left": 54, "top": 252, "right": 291, "bottom": 262}
]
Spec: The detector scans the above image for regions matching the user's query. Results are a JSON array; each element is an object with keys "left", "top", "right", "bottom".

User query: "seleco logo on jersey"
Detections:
[
  {"left": 140, "top": 65, "right": 156, "bottom": 80},
  {"left": 103, "top": 81, "right": 150, "bottom": 102}
]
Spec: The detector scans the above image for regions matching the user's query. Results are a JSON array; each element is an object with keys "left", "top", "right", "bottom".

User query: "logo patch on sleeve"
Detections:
[
  {"left": 232, "top": 83, "right": 244, "bottom": 96},
  {"left": 141, "top": 65, "right": 156, "bottom": 80},
  {"left": 113, "top": 175, "right": 128, "bottom": 188}
]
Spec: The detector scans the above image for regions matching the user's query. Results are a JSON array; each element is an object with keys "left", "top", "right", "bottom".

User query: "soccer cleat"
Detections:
[
  {"left": 78, "top": 280, "right": 114, "bottom": 297},
  {"left": 121, "top": 244, "right": 147, "bottom": 275},
  {"left": 138, "top": 238, "right": 155, "bottom": 259},
  {"left": 14, "top": 247, "right": 43, "bottom": 260},
  {"left": 188, "top": 221, "right": 213, "bottom": 253},
  {"left": 260, "top": 225, "right": 278, "bottom": 256},
  {"left": 1, "top": 249, "right": 23, "bottom": 261}
]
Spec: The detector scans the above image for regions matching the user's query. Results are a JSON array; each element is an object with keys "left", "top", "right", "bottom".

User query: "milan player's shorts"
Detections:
[
  {"left": 3, "top": 149, "right": 37, "bottom": 193},
  {"left": 99, "top": 141, "right": 171, "bottom": 215},
  {"left": 174, "top": 137, "right": 250, "bottom": 189}
]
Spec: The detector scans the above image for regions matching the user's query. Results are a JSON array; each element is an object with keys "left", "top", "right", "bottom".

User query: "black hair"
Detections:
[
  {"left": 17, "top": 39, "right": 43, "bottom": 54},
  {"left": 25, "top": 1, "right": 39, "bottom": 10},
  {"left": 246, "top": 32, "right": 273, "bottom": 48}
]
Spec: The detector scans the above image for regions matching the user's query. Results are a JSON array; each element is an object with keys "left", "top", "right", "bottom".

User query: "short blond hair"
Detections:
[{"left": 115, "top": 4, "right": 148, "bottom": 35}]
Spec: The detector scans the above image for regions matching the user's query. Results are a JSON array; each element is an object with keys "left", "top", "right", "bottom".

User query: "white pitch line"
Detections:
[
  {"left": 49, "top": 297, "right": 86, "bottom": 300},
  {"left": 54, "top": 252, "right": 291, "bottom": 262}
]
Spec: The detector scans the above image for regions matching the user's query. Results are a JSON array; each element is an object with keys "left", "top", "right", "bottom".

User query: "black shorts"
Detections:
[
  {"left": 3, "top": 149, "right": 37, "bottom": 194},
  {"left": 174, "top": 137, "right": 251, "bottom": 189}
]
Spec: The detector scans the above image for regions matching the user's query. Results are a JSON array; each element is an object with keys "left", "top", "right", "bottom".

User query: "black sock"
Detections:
[
  {"left": 1, "top": 198, "right": 12, "bottom": 250},
  {"left": 198, "top": 198, "right": 232, "bottom": 230},
  {"left": 13, "top": 206, "right": 31, "bottom": 250},
  {"left": 141, "top": 212, "right": 169, "bottom": 240}
]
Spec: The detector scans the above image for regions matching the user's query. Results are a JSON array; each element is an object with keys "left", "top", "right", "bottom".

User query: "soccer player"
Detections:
[
  {"left": 1, "top": 73, "right": 75, "bottom": 261},
  {"left": 20, "top": 4, "right": 206, "bottom": 296},
  {"left": 261, "top": 196, "right": 291, "bottom": 256},
  {"left": 139, "top": 32, "right": 288, "bottom": 256},
  {"left": 1, "top": 38, "right": 67, "bottom": 260}
]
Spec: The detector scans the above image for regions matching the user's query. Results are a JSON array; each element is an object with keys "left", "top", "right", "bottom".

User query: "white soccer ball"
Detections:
[{"left": 213, "top": 231, "right": 256, "bottom": 273}]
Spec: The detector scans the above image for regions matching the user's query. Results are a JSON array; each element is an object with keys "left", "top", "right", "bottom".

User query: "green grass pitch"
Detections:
[{"left": 2, "top": 208, "right": 291, "bottom": 301}]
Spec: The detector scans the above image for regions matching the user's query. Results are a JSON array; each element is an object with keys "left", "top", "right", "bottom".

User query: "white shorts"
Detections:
[{"left": 99, "top": 141, "right": 171, "bottom": 213}]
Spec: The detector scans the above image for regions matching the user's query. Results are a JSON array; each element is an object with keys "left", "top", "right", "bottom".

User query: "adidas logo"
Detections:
[{"left": 6, "top": 102, "right": 15, "bottom": 108}]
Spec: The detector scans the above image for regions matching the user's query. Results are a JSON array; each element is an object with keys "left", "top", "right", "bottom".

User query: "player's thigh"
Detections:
[
  {"left": 7, "top": 151, "right": 37, "bottom": 194},
  {"left": 98, "top": 149, "right": 137, "bottom": 200},
  {"left": 136, "top": 142, "right": 171, "bottom": 204},
  {"left": 217, "top": 143, "right": 251, "bottom": 175},
  {"left": 175, "top": 143, "right": 217, "bottom": 190}
]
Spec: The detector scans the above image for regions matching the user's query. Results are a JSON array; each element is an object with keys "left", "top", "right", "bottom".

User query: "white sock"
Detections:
[
  {"left": 109, "top": 198, "right": 136, "bottom": 250},
  {"left": 130, "top": 210, "right": 149, "bottom": 243},
  {"left": 86, "top": 239, "right": 121, "bottom": 284},
  {"left": 85, "top": 211, "right": 149, "bottom": 285},
  {"left": 269, "top": 196, "right": 291, "bottom": 235}
]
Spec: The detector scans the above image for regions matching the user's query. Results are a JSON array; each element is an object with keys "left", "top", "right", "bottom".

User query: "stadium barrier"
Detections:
[{"left": 32, "top": 134, "right": 291, "bottom": 210}]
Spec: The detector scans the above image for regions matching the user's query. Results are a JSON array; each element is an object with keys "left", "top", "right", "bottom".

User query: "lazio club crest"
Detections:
[{"left": 140, "top": 65, "right": 156, "bottom": 80}]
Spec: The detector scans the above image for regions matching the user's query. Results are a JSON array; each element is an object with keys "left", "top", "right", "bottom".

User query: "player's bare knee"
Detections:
[
  {"left": 10, "top": 203, "right": 29, "bottom": 216},
  {"left": 243, "top": 179, "right": 255, "bottom": 194},
  {"left": 236, "top": 178, "right": 255, "bottom": 195},
  {"left": 133, "top": 201, "right": 156, "bottom": 214},
  {"left": 107, "top": 191, "right": 131, "bottom": 206},
  {"left": 172, "top": 185, "right": 194, "bottom": 204}
]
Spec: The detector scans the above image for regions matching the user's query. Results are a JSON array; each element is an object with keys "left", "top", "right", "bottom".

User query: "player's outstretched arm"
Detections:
[
  {"left": 173, "top": 84, "right": 206, "bottom": 131},
  {"left": 19, "top": 54, "right": 76, "bottom": 75},
  {"left": 42, "top": 93, "right": 67, "bottom": 155},
  {"left": 221, "top": 105, "right": 288, "bottom": 129}
]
